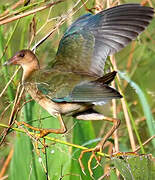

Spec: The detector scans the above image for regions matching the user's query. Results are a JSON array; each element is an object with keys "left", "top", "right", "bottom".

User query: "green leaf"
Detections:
[{"left": 112, "top": 154, "right": 155, "bottom": 180}]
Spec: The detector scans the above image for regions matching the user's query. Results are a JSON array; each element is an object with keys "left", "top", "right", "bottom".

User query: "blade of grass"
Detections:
[{"left": 0, "top": 26, "right": 14, "bottom": 101}]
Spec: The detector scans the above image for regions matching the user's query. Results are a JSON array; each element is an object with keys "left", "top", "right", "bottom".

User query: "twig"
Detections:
[
  {"left": 0, "top": 0, "right": 66, "bottom": 25},
  {"left": 9, "top": 85, "right": 24, "bottom": 125},
  {"left": 31, "top": 17, "right": 65, "bottom": 51},
  {"left": 31, "top": 0, "right": 88, "bottom": 51},
  {"left": 0, "top": 103, "right": 12, "bottom": 121},
  {"left": 0, "top": 19, "right": 19, "bottom": 61},
  {"left": 141, "top": 0, "right": 153, "bottom": 7},
  {"left": 0, "top": 0, "right": 26, "bottom": 18},
  {"left": 0, "top": 148, "right": 14, "bottom": 178},
  {"left": 134, "top": 135, "right": 155, "bottom": 152},
  {"left": 28, "top": 15, "right": 37, "bottom": 49},
  {"left": 0, "top": 175, "right": 8, "bottom": 180},
  {"left": 135, "top": 108, "right": 155, "bottom": 124},
  {"left": 35, "top": 7, "right": 55, "bottom": 35},
  {"left": 0, "top": 67, "right": 21, "bottom": 98},
  {"left": 0, "top": 84, "right": 24, "bottom": 146}
]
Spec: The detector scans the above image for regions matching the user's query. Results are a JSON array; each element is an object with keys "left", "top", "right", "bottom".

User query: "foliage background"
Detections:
[{"left": 0, "top": 0, "right": 155, "bottom": 179}]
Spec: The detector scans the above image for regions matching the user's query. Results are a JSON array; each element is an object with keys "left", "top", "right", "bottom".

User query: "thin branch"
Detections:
[
  {"left": 0, "top": 67, "right": 21, "bottom": 98},
  {"left": 0, "top": 0, "right": 66, "bottom": 25},
  {"left": 35, "top": 6, "right": 54, "bottom": 35},
  {"left": 0, "top": 0, "right": 26, "bottom": 18},
  {"left": 31, "top": 17, "right": 65, "bottom": 51},
  {"left": 0, "top": 148, "right": 14, "bottom": 178},
  {"left": 0, "top": 84, "right": 24, "bottom": 146},
  {"left": 0, "top": 103, "right": 12, "bottom": 121},
  {"left": 31, "top": 0, "right": 88, "bottom": 51},
  {"left": 135, "top": 135, "right": 155, "bottom": 152}
]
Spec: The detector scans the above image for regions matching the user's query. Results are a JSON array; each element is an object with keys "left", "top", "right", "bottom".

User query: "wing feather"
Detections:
[{"left": 53, "top": 4, "right": 153, "bottom": 77}]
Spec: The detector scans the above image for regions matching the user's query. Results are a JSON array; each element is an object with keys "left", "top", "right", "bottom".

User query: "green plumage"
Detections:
[{"left": 26, "top": 70, "right": 121, "bottom": 103}]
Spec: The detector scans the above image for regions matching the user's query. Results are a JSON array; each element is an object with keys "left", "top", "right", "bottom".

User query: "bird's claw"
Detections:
[
  {"left": 81, "top": 169, "right": 86, "bottom": 176},
  {"left": 92, "top": 156, "right": 102, "bottom": 170},
  {"left": 79, "top": 145, "right": 102, "bottom": 177}
]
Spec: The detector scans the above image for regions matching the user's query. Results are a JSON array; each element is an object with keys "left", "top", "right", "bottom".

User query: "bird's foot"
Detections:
[
  {"left": 15, "top": 121, "right": 48, "bottom": 154},
  {"left": 78, "top": 144, "right": 103, "bottom": 178},
  {"left": 34, "top": 138, "right": 49, "bottom": 155},
  {"left": 15, "top": 120, "right": 49, "bottom": 138}
]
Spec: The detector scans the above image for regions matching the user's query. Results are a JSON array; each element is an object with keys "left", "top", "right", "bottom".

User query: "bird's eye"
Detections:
[{"left": 19, "top": 53, "right": 25, "bottom": 57}]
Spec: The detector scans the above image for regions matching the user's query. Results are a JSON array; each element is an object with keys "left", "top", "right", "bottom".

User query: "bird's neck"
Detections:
[{"left": 22, "top": 61, "right": 40, "bottom": 83}]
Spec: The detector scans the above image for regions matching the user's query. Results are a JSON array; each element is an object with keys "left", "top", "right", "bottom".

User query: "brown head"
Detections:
[{"left": 4, "top": 49, "right": 40, "bottom": 82}]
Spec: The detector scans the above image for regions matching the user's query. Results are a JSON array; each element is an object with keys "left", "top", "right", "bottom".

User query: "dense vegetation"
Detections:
[{"left": 0, "top": 0, "right": 155, "bottom": 179}]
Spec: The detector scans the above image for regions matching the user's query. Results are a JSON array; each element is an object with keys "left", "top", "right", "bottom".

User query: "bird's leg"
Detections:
[
  {"left": 16, "top": 113, "right": 67, "bottom": 138},
  {"left": 16, "top": 114, "right": 67, "bottom": 156},
  {"left": 75, "top": 112, "right": 120, "bottom": 177},
  {"left": 81, "top": 116, "right": 120, "bottom": 177},
  {"left": 39, "top": 113, "right": 67, "bottom": 137}
]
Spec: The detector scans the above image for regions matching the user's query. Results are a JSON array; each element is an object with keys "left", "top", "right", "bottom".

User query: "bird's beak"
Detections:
[{"left": 3, "top": 55, "right": 18, "bottom": 66}]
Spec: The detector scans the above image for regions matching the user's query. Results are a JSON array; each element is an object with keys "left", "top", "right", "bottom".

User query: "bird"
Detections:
[{"left": 4, "top": 3, "right": 154, "bottom": 177}]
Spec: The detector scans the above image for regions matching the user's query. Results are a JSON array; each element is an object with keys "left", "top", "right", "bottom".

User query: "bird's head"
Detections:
[
  {"left": 4, "top": 49, "right": 40, "bottom": 82},
  {"left": 4, "top": 49, "right": 39, "bottom": 68}
]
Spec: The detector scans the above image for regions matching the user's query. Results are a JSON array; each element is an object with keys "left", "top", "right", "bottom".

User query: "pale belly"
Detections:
[{"left": 57, "top": 102, "right": 92, "bottom": 116}]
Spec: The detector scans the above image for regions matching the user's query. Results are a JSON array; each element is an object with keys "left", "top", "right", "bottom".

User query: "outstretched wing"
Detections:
[{"left": 53, "top": 4, "right": 154, "bottom": 77}]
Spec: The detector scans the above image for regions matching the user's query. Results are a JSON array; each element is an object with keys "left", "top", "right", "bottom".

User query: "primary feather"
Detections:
[
  {"left": 53, "top": 4, "right": 154, "bottom": 77},
  {"left": 33, "top": 4, "right": 154, "bottom": 103}
]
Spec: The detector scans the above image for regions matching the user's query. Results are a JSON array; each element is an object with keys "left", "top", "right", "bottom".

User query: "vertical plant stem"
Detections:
[
  {"left": 112, "top": 99, "right": 119, "bottom": 152},
  {"left": 110, "top": 56, "right": 119, "bottom": 153},
  {"left": 110, "top": 55, "right": 136, "bottom": 151},
  {"left": 124, "top": 99, "right": 145, "bottom": 153}
]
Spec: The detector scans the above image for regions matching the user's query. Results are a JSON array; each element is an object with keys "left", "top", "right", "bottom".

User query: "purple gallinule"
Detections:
[{"left": 4, "top": 3, "right": 154, "bottom": 176}]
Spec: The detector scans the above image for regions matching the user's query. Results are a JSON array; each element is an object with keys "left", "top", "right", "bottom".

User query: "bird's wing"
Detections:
[
  {"left": 51, "top": 71, "right": 122, "bottom": 103},
  {"left": 53, "top": 4, "right": 154, "bottom": 77},
  {"left": 31, "top": 70, "right": 121, "bottom": 103},
  {"left": 33, "top": 69, "right": 95, "bottom": 99},
  {"left": 53, "top": 84, "right": 122, "bottom": 104}
]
